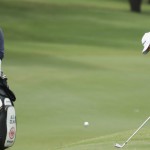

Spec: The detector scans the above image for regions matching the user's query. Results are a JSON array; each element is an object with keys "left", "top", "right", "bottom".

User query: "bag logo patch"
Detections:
[
  {"left": 4, "top": 98, "right": 11, "bottom": 106},
  {"left": 9, "top": 127, "right": 15, "bottom": 139}
]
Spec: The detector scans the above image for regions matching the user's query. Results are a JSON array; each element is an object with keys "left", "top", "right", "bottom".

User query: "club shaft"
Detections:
[{"left": 125, "top": 116, "right": 150, "bottom": 144}]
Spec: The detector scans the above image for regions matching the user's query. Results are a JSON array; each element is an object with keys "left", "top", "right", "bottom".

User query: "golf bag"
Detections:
[{"left": 0, "top": 75, "right": 16, "bottom": 150}]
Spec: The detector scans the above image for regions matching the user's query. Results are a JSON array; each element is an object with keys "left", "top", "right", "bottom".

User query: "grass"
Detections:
[{"left": 0, "top": 0, "right": 150, "bottom": 150}]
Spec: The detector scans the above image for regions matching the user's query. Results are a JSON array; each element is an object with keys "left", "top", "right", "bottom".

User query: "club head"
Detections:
[{"left": 115, "top": 143, "right": 123, "bottom": 148}]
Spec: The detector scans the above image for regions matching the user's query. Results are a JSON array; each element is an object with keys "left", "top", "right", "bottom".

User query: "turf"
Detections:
[{"left": 0, "top": 0, "right": 150, "bottom": 150}]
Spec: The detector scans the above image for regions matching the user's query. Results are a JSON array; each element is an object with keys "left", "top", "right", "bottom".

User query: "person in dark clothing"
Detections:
[
  {"left": 0, "top": 28, "right": 16, "bottom": 150},
  {"left": 0, "top": 29, "right": 4, "bottom": 60}
]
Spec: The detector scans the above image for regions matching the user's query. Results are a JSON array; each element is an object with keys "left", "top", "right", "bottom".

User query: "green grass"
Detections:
[{"left": 0, "top": 0, "right": 150, "bottom": 150}]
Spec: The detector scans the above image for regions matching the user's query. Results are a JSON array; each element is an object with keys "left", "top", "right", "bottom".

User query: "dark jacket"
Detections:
[{"left": 0, "top": 29, "right": 4, "bottom": 60}]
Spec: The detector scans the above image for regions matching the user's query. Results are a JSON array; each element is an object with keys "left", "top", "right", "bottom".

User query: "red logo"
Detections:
[{"left": 9, "top": 127, "right": 15, "bottom": 139}]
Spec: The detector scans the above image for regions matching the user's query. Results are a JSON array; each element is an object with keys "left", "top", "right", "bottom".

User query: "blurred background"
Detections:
[{"left": 1, "top": 0, "right": 150, "bottom": 150}]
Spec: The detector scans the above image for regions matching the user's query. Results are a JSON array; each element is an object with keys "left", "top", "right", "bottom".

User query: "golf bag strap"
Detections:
[{"left": 0, "top": 78, "right": 16, "bottom": 102}]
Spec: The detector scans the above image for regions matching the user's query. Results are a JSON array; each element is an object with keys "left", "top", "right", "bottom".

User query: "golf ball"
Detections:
[{"left": 84, "top": 122, "right": 89, "bottom": 126}]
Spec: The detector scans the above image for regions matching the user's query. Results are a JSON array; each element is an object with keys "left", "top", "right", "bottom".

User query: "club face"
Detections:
[{"left": 115, "top": 143, "right": 123, "bottom": 148}]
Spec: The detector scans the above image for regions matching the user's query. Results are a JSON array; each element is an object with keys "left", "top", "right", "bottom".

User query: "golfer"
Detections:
[
  {"left": 141, "top": 32, "right": 150, "bottom": 54},
  {"left": 0, "top": 28, "right": 4, "bottom": 60}
]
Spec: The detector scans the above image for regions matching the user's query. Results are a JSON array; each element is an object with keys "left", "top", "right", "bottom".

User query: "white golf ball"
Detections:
[{"left": 84, "top": 121, "right": 89, "bottom": 126}]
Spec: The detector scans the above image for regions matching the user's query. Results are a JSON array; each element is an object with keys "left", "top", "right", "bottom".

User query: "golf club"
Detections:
[{"left": 115, "top": 116, "right": 150, "bottom": 148}]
